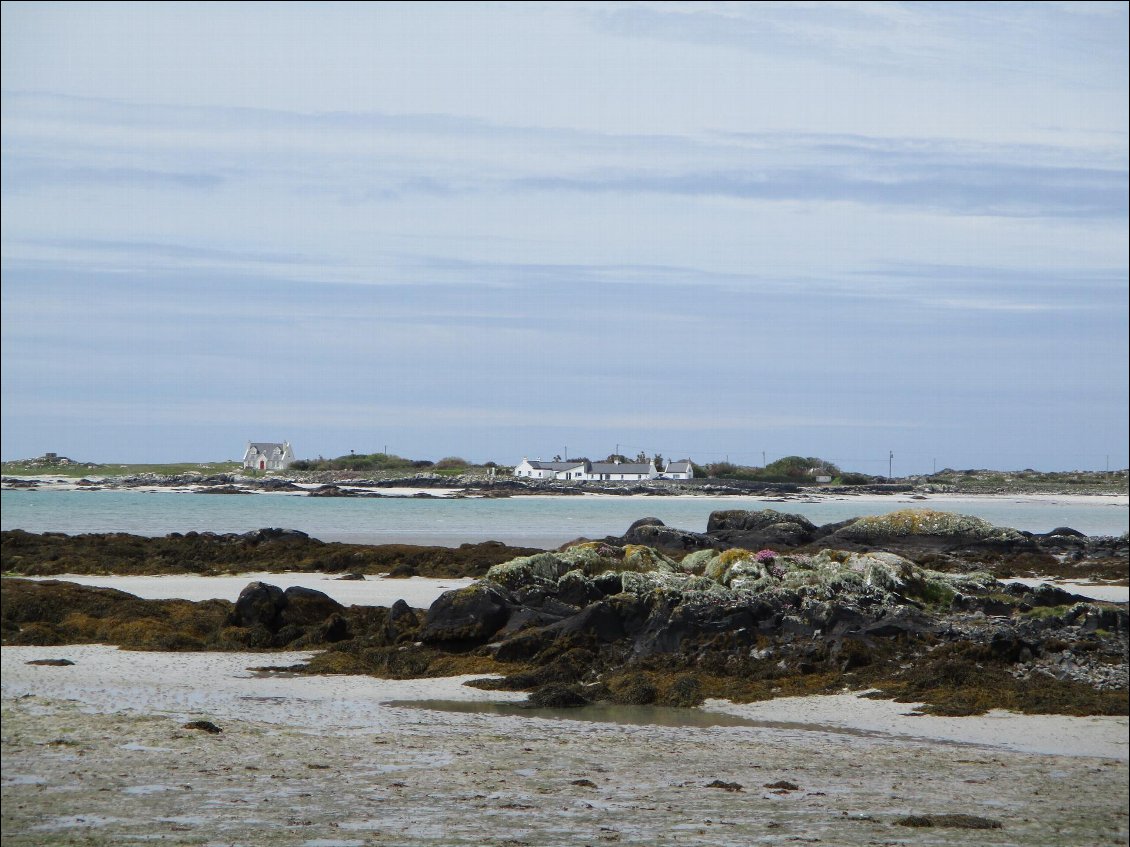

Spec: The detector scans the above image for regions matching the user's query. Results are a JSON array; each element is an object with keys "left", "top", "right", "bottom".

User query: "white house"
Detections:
[
  {"left": 242, "top": 441, "right": 295, "bottom": 471},
  {"left": 661, "top": 460, "right": 694, "bottom": 480},
  {"left": 512, "top": 459, "right": 586, "bottom": 479},
  {"left": 513, "top": 457, "right": 692, "bottom": 482}
]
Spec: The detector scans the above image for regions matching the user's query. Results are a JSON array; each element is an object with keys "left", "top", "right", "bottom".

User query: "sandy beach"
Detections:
[
  {"left": 16, "top": 573, "right": 478, "bottom": 607},
  {"left": 3, "top": 644, "right": 1128, "bottom": 846},
  {"left": 20, "top": 571, "right": 1129, "bottom": 605}
]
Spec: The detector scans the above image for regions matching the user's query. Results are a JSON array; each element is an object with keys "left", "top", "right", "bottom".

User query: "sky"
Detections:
[{"left": 1, "top": 1, "right": 1127, "bottom": 475}]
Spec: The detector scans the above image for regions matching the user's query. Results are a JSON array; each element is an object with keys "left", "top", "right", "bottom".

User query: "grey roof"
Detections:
[
  {"left": 588, "top": 462, "right": 654, "bottom": 475},
  {"left": 247, "top": 442, "right": 287, "bottom": 454},
  {"left": 526, "top": 460, "right": 584, "bottom": 471},
  {"left": 664, "top": 461, "right": 692, "bottom": 473}
]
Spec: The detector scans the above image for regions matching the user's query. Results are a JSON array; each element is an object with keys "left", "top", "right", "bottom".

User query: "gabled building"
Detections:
[
  {"left": 242, "top": 441, "right": 295, "bottom": 471},
  {"left": 513, "top": 457, "right": 692, "bottom": 482},
  {"left": 512, "top": 459, "right": 587, "bottom": 480},
  {"left": 661, "top": 460, "right": 693, "bottom": 480}
]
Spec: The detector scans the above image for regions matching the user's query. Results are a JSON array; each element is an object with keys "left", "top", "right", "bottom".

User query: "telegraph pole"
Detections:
[{"left": 888, "top": 451, "right": 894, "bottom": 481}]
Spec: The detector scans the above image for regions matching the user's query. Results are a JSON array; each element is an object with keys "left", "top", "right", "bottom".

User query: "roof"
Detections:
[
  {"left": 664, "top": 461, "right": 692, "bottom": 473},
  {"left": 588, "top": 462, "right": 654, "bottom": 475},
  {"left": 247, "top": 442, "right": 287, "bottom": 453},
  {"left": 525, "top": 460, "right": 584, "bottom": 471}
]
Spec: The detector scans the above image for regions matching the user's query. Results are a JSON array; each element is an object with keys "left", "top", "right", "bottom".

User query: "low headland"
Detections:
[
  {"left": 4, "top": 452, "right": 1127, "bottom": 498},
  {"left": 4, "top": 506, "right": 1127, "bottom": 719}
]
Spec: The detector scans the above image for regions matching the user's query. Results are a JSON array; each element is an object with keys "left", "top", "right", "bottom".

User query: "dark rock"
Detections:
[
  {"left": 385, "top": 598, "right": 421, "bottom": 642},
  {"left": 705, "top": 509, "right": 818, "bottom": 548},
  {"left": 421, "top": 583, "right": 513, "bottom": 644},
  {"left": 182, "top": 720, "right": 222, "bottom": 734},
  {"left": 25, "top": 658, "right": 74, "bottom": 666},
  {"left": 571, "top": 778, "right": 598, "bottom": 788},
  {"left": 527, "top": 683, "right": 589, "bottom": 708},
  {"left": 280, "top": 586, "right": 344, "bottom": 627},
  {"left": 705, "top": 780, "right": 743, "bottom": 792},
  {"left": 622, "top": 518, "right": 714, "bottom": 551},
  {"left": 895, "top": 814, "right": 1001, "bottom": 829},
  {"left": 238, "top": 527, "right": 310, "bottom": 543},
  {"left": 337, "top": 573, "right": 365, "bottom": 580},
  {"left": 232, "top": 581, "right": 286, "bottom": 629},
  {"left": 1043, "top": 526, "right": 1087, "bottom": 539},
  {"left": 764, "top": 780, "right": 800, "bottom": 791}
]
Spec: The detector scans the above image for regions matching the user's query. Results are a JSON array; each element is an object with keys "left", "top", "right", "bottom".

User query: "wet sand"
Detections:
[{"left": 3, "top": 646, "right": 1127, "bottom": 846}]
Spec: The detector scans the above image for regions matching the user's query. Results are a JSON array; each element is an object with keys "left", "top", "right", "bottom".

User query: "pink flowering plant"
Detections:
[{"left": 756, "top": 549, "right": 786, "bottom": 578}]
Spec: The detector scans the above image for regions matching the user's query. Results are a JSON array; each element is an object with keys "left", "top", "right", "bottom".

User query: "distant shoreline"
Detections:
[{"left": 4, "top": 471, "right": 1127, "bottom": 501}]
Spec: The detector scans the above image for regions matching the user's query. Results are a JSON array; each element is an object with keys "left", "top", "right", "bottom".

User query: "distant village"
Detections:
[
  {"left": 241, "top": 442, "right": 693, "bottom": 480},
  {"left": 513, "top": 457, "right": 693, "bottom": 481}
]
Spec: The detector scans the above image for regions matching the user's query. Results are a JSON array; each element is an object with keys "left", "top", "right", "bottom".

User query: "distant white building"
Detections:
[
  {"left": 661, "top": 460, "right": 694, "bottom": 480},
  {"left": 242, "top": 441, "right": 295, "bottom": 471},
  {"left": 513, "top": 457, "right": 693, "bottom": 482}
]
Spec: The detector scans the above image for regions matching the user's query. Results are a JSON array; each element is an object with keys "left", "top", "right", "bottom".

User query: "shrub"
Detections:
[{"left": 434, "top": 456, "right": 469, "bottom": 470}]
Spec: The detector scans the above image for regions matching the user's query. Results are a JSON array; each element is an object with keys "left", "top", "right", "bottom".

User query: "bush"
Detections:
[{"left": 434, "top": 456, "right": 469, "bottom": 470}]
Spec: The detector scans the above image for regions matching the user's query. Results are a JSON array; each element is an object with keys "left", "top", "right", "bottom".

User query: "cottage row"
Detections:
[{"left": 513, "top": 457, "right": 693, "bottom": 481}]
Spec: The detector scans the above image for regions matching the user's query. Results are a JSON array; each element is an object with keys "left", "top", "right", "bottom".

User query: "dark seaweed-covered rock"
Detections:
[
  {"left": 232, "top": 581, "right": 287, "bottom": 629},
  {"left": 182, "top": 720, "right": 222, "bottom": 734},
  {"left": 622, "top": 518, "right": 714, "bottom": 551},
  {"left": 279, "top": 586, "right": 345, "bottom": 627},
  {"left": 895, "top": 814, "right": 1001, "bottom": 829},
  {"left": 527, "top": 683, "right": 589, "bottom": 708},
  {"left": 421, "top": 583, "right": 513, "bottom": 644},
  {"left": 706, "top": 509, "right": 818, "bottom": 548},
  {"left": 385, "top": 598, "right": 421, "bottom": 642}
]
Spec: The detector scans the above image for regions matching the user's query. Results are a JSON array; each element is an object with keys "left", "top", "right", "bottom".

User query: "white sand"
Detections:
[
  {"left": 4, "top": 646, "right": 1123, "bottom": 759},
  {"left": 24, "top": 570, "right": 1126, "bottom": 607},
  {"left": 704, "top": 694, "right": 1128, "bottom": 760},
  {"left": 3, "top": 644, "right": 1128, "bottom": 846},
  {"left": 1001, "top": 577, "right": 1129, "bottom": 603},
  {"left": 19, "top": 573, "right": 474, "bottom": 607}
]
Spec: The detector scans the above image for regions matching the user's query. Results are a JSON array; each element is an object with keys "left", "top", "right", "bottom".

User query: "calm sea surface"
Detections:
[{"left": 2, "top": 489, "right": 1126, "bottom": 547}]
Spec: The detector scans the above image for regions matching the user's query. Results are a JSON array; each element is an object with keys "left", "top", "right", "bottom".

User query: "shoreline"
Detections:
[
  {"left": 3, "top": 645, "right": 1126, "bottom": 759},
  {"left": 3, "top": 644, "right": 1127, "bottom": 846},
  {"left": 5, "top": 472, "right": 1128, "bottom": 504},
  {"left": 16, "top": 570, "right": 1128, "bottom": 604}
]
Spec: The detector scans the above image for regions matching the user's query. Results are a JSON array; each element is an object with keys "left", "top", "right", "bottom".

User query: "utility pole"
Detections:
[
  {"left": 933, "top": 457, "right": 936, "bottom": 475},
  {"left": 762, "top": 450, "right": 766, "bottom": 467},
  {"left": 888, "top": 451, "right": 894, "bottom": 481}
]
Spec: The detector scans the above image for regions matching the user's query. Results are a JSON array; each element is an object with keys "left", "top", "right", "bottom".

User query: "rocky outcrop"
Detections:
[
  {"left": 230, "top": 582, "right": 349, "bottom": 642},
  {"left": 404, "top": 528, "right": 1128, "bottom": 714},
  {"left": 621, "top": 518, "right": 714, "bottom": 551}
]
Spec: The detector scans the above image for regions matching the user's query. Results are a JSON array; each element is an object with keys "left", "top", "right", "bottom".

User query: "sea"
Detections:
[{"left": 2, "top": 488, "right": 1126, "bottom": 548}]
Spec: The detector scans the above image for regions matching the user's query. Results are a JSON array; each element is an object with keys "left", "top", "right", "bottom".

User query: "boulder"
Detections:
[
  {"left": 830, "top": 510, "right": 1027, "bottom": 550},
  {"left": 421, "top": 583, "right": 514, "bottom": 644},
  {"left": 280, "top": 586, "right": 344, "bottom": 627},
  {"left": 232, "top": 581, "right": 286, "bottom": 629},
  {"left": 706, "top": 509, "right": 818, "bottom": 548},
  {"left": 622, "top": 518, "right": 714, "bottom": 551}
]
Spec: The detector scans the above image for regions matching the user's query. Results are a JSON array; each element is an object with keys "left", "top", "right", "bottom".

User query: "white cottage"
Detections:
[
  {"left": 513, "top": 457, "right": 671, "bottom": 482},
  {"left": 242, "top": 441, "right": 295, "bottom": 471},
  {"left": 661, "top": 460, "right": 694, "bottom": 480},
  {"left": 513, "top": 458, "right": 588, "bottom": 479}
]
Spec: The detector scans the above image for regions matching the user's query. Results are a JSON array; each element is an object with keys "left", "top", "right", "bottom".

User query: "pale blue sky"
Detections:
[{"left": 2, "top": 2, "right": 1127, "bottom": 473}]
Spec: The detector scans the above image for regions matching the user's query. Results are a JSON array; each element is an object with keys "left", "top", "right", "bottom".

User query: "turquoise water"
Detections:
[{"left": 1, "top": 489, "right": 1126, "bottom": 546}]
